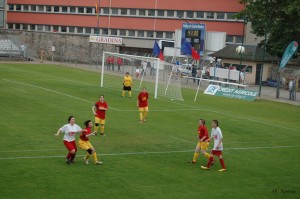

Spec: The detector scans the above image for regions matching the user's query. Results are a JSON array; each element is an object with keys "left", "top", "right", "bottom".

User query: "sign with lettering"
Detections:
[
  {"left": 204, "top": 85, "right": 258, "bottom": 101},
  {"left": 89, "top": 36, "right": 123, "bottom": 45}
]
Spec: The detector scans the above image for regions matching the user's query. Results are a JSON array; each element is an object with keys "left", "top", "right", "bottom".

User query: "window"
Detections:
[
  {"left": 196, "top": 11, "right": 204, "bottom": 19},
  {"left": 227, "top": 13, "right": 236, "bottom": 20},
  {"left": 8, "top": 4, "right": 14, "bottom": 11},
  {"left": 78, "top": 7, "right": 84, "bottom": 13},
  {"left": 85, "top": 28, "right": 91, "bottom": 34},
  {"left": 186, "top": 11, "right": 194, "bottom": 18},
  {"left": 31, "top": 5, "right": 37, "bottom": 11},
  {"left": 166, "top": 32, "right": 173, "bottom": 39},
  {"left": 138, "top": 30, "right": 144, "bottom": 37},
  {"left": 15, "top": 24, "right": 21, "bottom": 29},
  {"left": 37, "top": 25, "right": 43, "bottom": 31},
  {"left": 30, "top": 24, "right": 36, "bottom": 31},
  {"left": 77, "top": 27, "right": 83, "bottom": 34},
  {"left": 54, "top": 6, "right": 59, "bottom": 12},
  {"left": 226, "top": 35, "right": 234, "bottom": 43},
  {"left": 236, "top": 36, "right": 244, "bottom": 44},
  {"left": 111, "top": 8, "right": 118, "bottom": 15},
  {"left": 45, "top": 25, "right": 51, "bottom": 31},
  {"left": 102, "top": 28, "right": 108, "bottom": 35},
  {"left": 69, "top": 27, "right": 75, "bottom": 33},
  {"left": 0, "top": 11, "right": 3, "bottom": 27},
  {"left": 111, "top": 29, "right": 117, "bottom": 35},
  {"left": 216, "top": 12, "right": 225, "bottom": 19},
  {"left": 70, "top": 7, "right": 75, "bottom": 13},
  {"left": 23, "top": 5, "right": 29, "bottom": 11},
  {"left": 23, "top": 24, "right": 28, "bottom": 30},
  {"left": 121, "top": 8, "right": 127, "bottom": 15},
  {"left": 157, "top": 10, "right": 164, "bottom": 17},
  {"left": 46, "top": 6, "right": 52, "bottom": 12},
  {"left": 16, "top": 5, "right": 21, "bottom": 11},
  {"left": 61, "top": 26, "right": 67, "bottom": 33},
  {"left": 206, "top": 12, "right": 214, "bottom": 19},
  {"left": 0, "top": 0, "right": 4, "bottom": 8},
  {"left": 8, "top": 23, "right": 13, "bottom": 29},
  {"left": 128, "top": 30, "right": 135, "bottom": 37},
  {"left": 86, "top": 7, "right": 93, "bottom": 14},
  {"left": 53, "top": 26, "right": 59, "bottom": 32},
  {"left": 38, "top": 5, "right": 44, "bottom": 12},
  {"left": 139, "top": 9, "right": 145, "bottom": 16},
  {"left": 119, "top": 29, "right": 126, "bottom": 36},
  {"left": 177, "top": 10, "right": 184, "bottom": 18},
  {"left": 167, "top": 10, "right": 174, "bottom": 17},
  {"left": 147, "top": 31, "right": 154, "bottom": 38},
  {"left": 148, "top": 9, "right": 155, "bottom": 16},
  {"left": 129, "top": 9, "right": 136, "bottom": 15},
  {"left": 62, "top": 6, "right": 68, "bottom": 12},
  {"left": 103, "top": 8, "right": 109, "bottom": 14},
  {"left": 156, "top": 31, "right": 163, "bottom": 38}
]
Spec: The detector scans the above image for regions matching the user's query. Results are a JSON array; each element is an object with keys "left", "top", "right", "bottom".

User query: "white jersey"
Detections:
[
  {"left": 211, "top": 127, "right": 223, "bottom": 150},
  {"left": 59, "top": 124, "right": 82, "bottom": 142}
]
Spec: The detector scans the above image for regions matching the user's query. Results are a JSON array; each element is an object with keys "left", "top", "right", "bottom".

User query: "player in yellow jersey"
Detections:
[{"left": 122, "top": 72, "right": 133, "bottom": 97}]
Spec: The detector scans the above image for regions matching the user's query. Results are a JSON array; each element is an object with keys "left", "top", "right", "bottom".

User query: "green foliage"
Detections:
[
  {"left": 237, "top": 0, "right": 300, "bottom": 57},
  {"left": 0, "top": 63, "right": 300, "bottom": 199}
]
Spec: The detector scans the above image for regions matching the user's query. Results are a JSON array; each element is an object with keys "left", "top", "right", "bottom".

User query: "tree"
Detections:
[{"left": 236, "top": 0, "right": 300, "bottom": 58}]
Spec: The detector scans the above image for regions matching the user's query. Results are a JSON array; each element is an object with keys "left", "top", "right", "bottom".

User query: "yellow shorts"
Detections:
[
  {"left": 95, "top": 117, "right": 105, "bottom": 125},
  {"left": 139, "top": 107, "right": 149, "bottom": 112},
  {"left": 197, "top": 141, "right": 209, "bottom": 150},
  {"left": 78, "top": 139, "right": 93, "bottom": 150}
]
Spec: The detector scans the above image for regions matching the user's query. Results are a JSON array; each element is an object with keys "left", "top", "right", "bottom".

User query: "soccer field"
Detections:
[{"left": 0, "top": 63, "right": 299, "bottom": 199}]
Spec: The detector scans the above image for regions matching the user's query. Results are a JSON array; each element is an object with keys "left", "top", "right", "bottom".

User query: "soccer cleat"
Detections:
[
  {"left": 65, "top": 158, "right": 71, "bottom": 165},
  {"left": 218, "top": 168, "right": 227, "bottom": 172},
  {"left": 143, "top": 119, "right": 146, "bottom": 122},
  {"left": 100, "top": 133, "right": 105, "bottom": 136},
  {"left": 84, "top": 157, "right": 89, "bottom": 165},
  {"left": 94, "top": 161, "right": 103, "bottom": 165},
  {"left": 201, "top": 166, "right": 210, "bottom": 170},
  {"left": 188, "top": 160, "right": 196, "bottom": 164},
  {"left": 140, "top": 120, "right": 143, "bottom": 124}
]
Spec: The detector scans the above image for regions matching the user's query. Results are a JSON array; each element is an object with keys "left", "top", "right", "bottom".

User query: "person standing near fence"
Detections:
[
  {"left": 289, "top": 79, "right": 295, "bottom": 100},
  {"left": 117, "top": 57, "right": 123, "bottom": 72},
  {"left": 106, "top": 56, "right": 111, "bottom": 70},
  {"left": 110, "top": 56, "right": 115, "bottom": 71}
]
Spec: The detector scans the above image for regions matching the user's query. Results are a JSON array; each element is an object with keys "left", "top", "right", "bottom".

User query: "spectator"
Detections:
[
  {"left": 289, "top": 79, "right": 295, "bottom": 100},
  {"left": 117, "top": 57, "right": 123, "bottom": 72}
]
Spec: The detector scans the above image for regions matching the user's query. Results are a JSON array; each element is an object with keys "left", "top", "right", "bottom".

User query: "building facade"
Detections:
[{"left": 6, "top": 0, "right": 248, "bottom": 54}]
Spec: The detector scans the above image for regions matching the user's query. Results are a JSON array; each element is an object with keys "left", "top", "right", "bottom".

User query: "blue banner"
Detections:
[{"left": 279, "top": 41, "right": 298, "bottom": 71}]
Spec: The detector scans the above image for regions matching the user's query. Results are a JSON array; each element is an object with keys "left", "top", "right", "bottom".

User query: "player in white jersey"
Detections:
[
  {"left": 201, "top": 120, "right": 227, "bottom": 172},
  {"left": 55, "top": 116, "right": 84, "bottom": 164}
]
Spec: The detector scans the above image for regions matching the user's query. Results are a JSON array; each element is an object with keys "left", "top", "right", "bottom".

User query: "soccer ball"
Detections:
[{"left": 236, "top": 46, "right": 245, "bottom": 54}]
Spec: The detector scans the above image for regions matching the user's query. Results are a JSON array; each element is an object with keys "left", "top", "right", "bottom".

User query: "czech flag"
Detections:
[
  {"left": 181, "top": 38, "right": 200, "bottom": 60},
  {"left": 152, "top": 41, "right": 164, "bottom": 61}
]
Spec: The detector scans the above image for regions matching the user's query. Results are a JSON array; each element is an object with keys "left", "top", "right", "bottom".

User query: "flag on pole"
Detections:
[
  {"left": 181, "top": 38, "right": 200, "bottom": 60},
  {"left": 95, "top": 3, "right": 99, "bottom": 19},
  {"left": 152, "top": 41, "right": 164, "bottom": 60}
]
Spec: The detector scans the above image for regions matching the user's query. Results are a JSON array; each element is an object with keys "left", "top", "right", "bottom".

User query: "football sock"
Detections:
[
  {"left": 85, "top": 154, "right": 90, "bottom": 160},
  {"left": 93, "top": 152, "right": 98, "bottom": 162},
  {"left": 139, "top": 112, "right": 143, "bottom": 121},
  {"left": 66, "top": 152, "right": 71, "bottom": 160},
  {"left": 129, "top": 91, "right": 132, "bottom": 97},
  {"left": 204, "top": 152, "right": 210, "bottom": 159},
  {"left": 94, "top": 125, "right": 99, "bottom": 133},
  {"left": 144, "top": 111, "right": 148, "bottom": 120},
  {"left": 100, "top": 125, "right": 105, "bottom": 134},
  {"left": 220, "top": 158, "right": 226, "bottom": 169},
  {"left": 122, "top": 91, "right": 125, "bottom": 97},
  {"left": 193, "top": 152, "right": 199, "bottom": 162},
  {"left": 206, "top": 157, "right": 214, "bottom": 168},
  {"left": 70, "top": 153, "right": 76, "bottom": 161}
]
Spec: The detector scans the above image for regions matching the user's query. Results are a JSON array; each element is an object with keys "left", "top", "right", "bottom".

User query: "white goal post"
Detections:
[{"left": 100, "top": 52, "right": 184, "bottom": 101}]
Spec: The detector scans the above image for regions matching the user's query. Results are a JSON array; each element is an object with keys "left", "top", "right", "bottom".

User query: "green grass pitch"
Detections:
[{"left": 0, "top": 63, "right": 299, "bottom": 199}]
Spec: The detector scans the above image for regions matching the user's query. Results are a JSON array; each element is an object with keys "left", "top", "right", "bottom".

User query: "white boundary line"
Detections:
[{"left": 0, "top": 144, "right": 300, "bottom": 160}]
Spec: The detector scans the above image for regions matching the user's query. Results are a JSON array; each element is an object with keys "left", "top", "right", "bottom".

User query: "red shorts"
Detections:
[
  {"left": 63, "top": 140, "right": 77, "bottom": 152},
  {"left": 211, "top": 150, "right": 222, "bottom": 156}
]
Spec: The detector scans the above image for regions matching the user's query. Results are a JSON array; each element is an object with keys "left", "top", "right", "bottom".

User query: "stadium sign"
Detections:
[
  {"left": 204, "top": 85, "right": 258, "bottom": 101},
  {"left": 89, "top": 36, "right": 123, "bottom": 45},
  {"left": 181, "top": 23, "right": 206, "bottom": 56}
]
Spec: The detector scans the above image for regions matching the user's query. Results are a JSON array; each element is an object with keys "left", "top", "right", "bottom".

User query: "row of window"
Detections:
[
  {"left": 8, "top": 4, "right": 241, "bottom": 21},
  {"left": 7, "top": 23, "right": 243, "bottom": 44}
]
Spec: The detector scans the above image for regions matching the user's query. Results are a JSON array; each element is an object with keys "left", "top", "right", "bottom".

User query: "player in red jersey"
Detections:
[
  {"left": 137, "top": 87, "right": 149, "bottom": 124},
  {"left": 190, "top": 119, "right": 211, "bottom": 164},
  {"left": 78, "top": 120, "right": 102, "bottom": 165},
  {"left": 92, "top": 95, "right": 109, "bottom": 135}
]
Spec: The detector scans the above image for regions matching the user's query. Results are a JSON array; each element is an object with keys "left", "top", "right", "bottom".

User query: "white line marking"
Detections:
[{"left": 0, "top": 145, "right": 299, "bottom": 160}]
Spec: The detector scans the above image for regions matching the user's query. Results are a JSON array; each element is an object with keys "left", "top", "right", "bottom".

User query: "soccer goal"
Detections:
[{"left": 100, "top": 52, "right": 184, "bottom": 101}]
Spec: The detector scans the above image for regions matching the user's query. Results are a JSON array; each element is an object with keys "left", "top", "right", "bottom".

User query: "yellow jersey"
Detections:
[{"left": 123, "top": 75, "right": 132, "bottom": 87}]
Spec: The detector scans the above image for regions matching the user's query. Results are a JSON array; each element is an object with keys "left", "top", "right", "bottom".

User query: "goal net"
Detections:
[{"left": 100, "top": 52, "right": 184, "bottom": 101}]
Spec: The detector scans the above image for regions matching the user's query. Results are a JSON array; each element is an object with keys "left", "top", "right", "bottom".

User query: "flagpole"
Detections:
[{"left": 96, "top": 0, "right": 100, "bottom": 35}]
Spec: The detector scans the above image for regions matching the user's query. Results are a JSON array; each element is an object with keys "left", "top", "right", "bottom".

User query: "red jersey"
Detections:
[
  {"left": 117, "top": 58, "right": 123, "bottom": 65},
  {"left": 198, "top": 125, "right": 209, "bottom": 141},
  {"left": 95, "top": 101, "right": 108, "bottom": 119},
  {"left": 138, "top": 92, "right": 149, "bottom": 107},
  {"left": 80, "top": 127, "right": 91, "bottom": 141}
]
